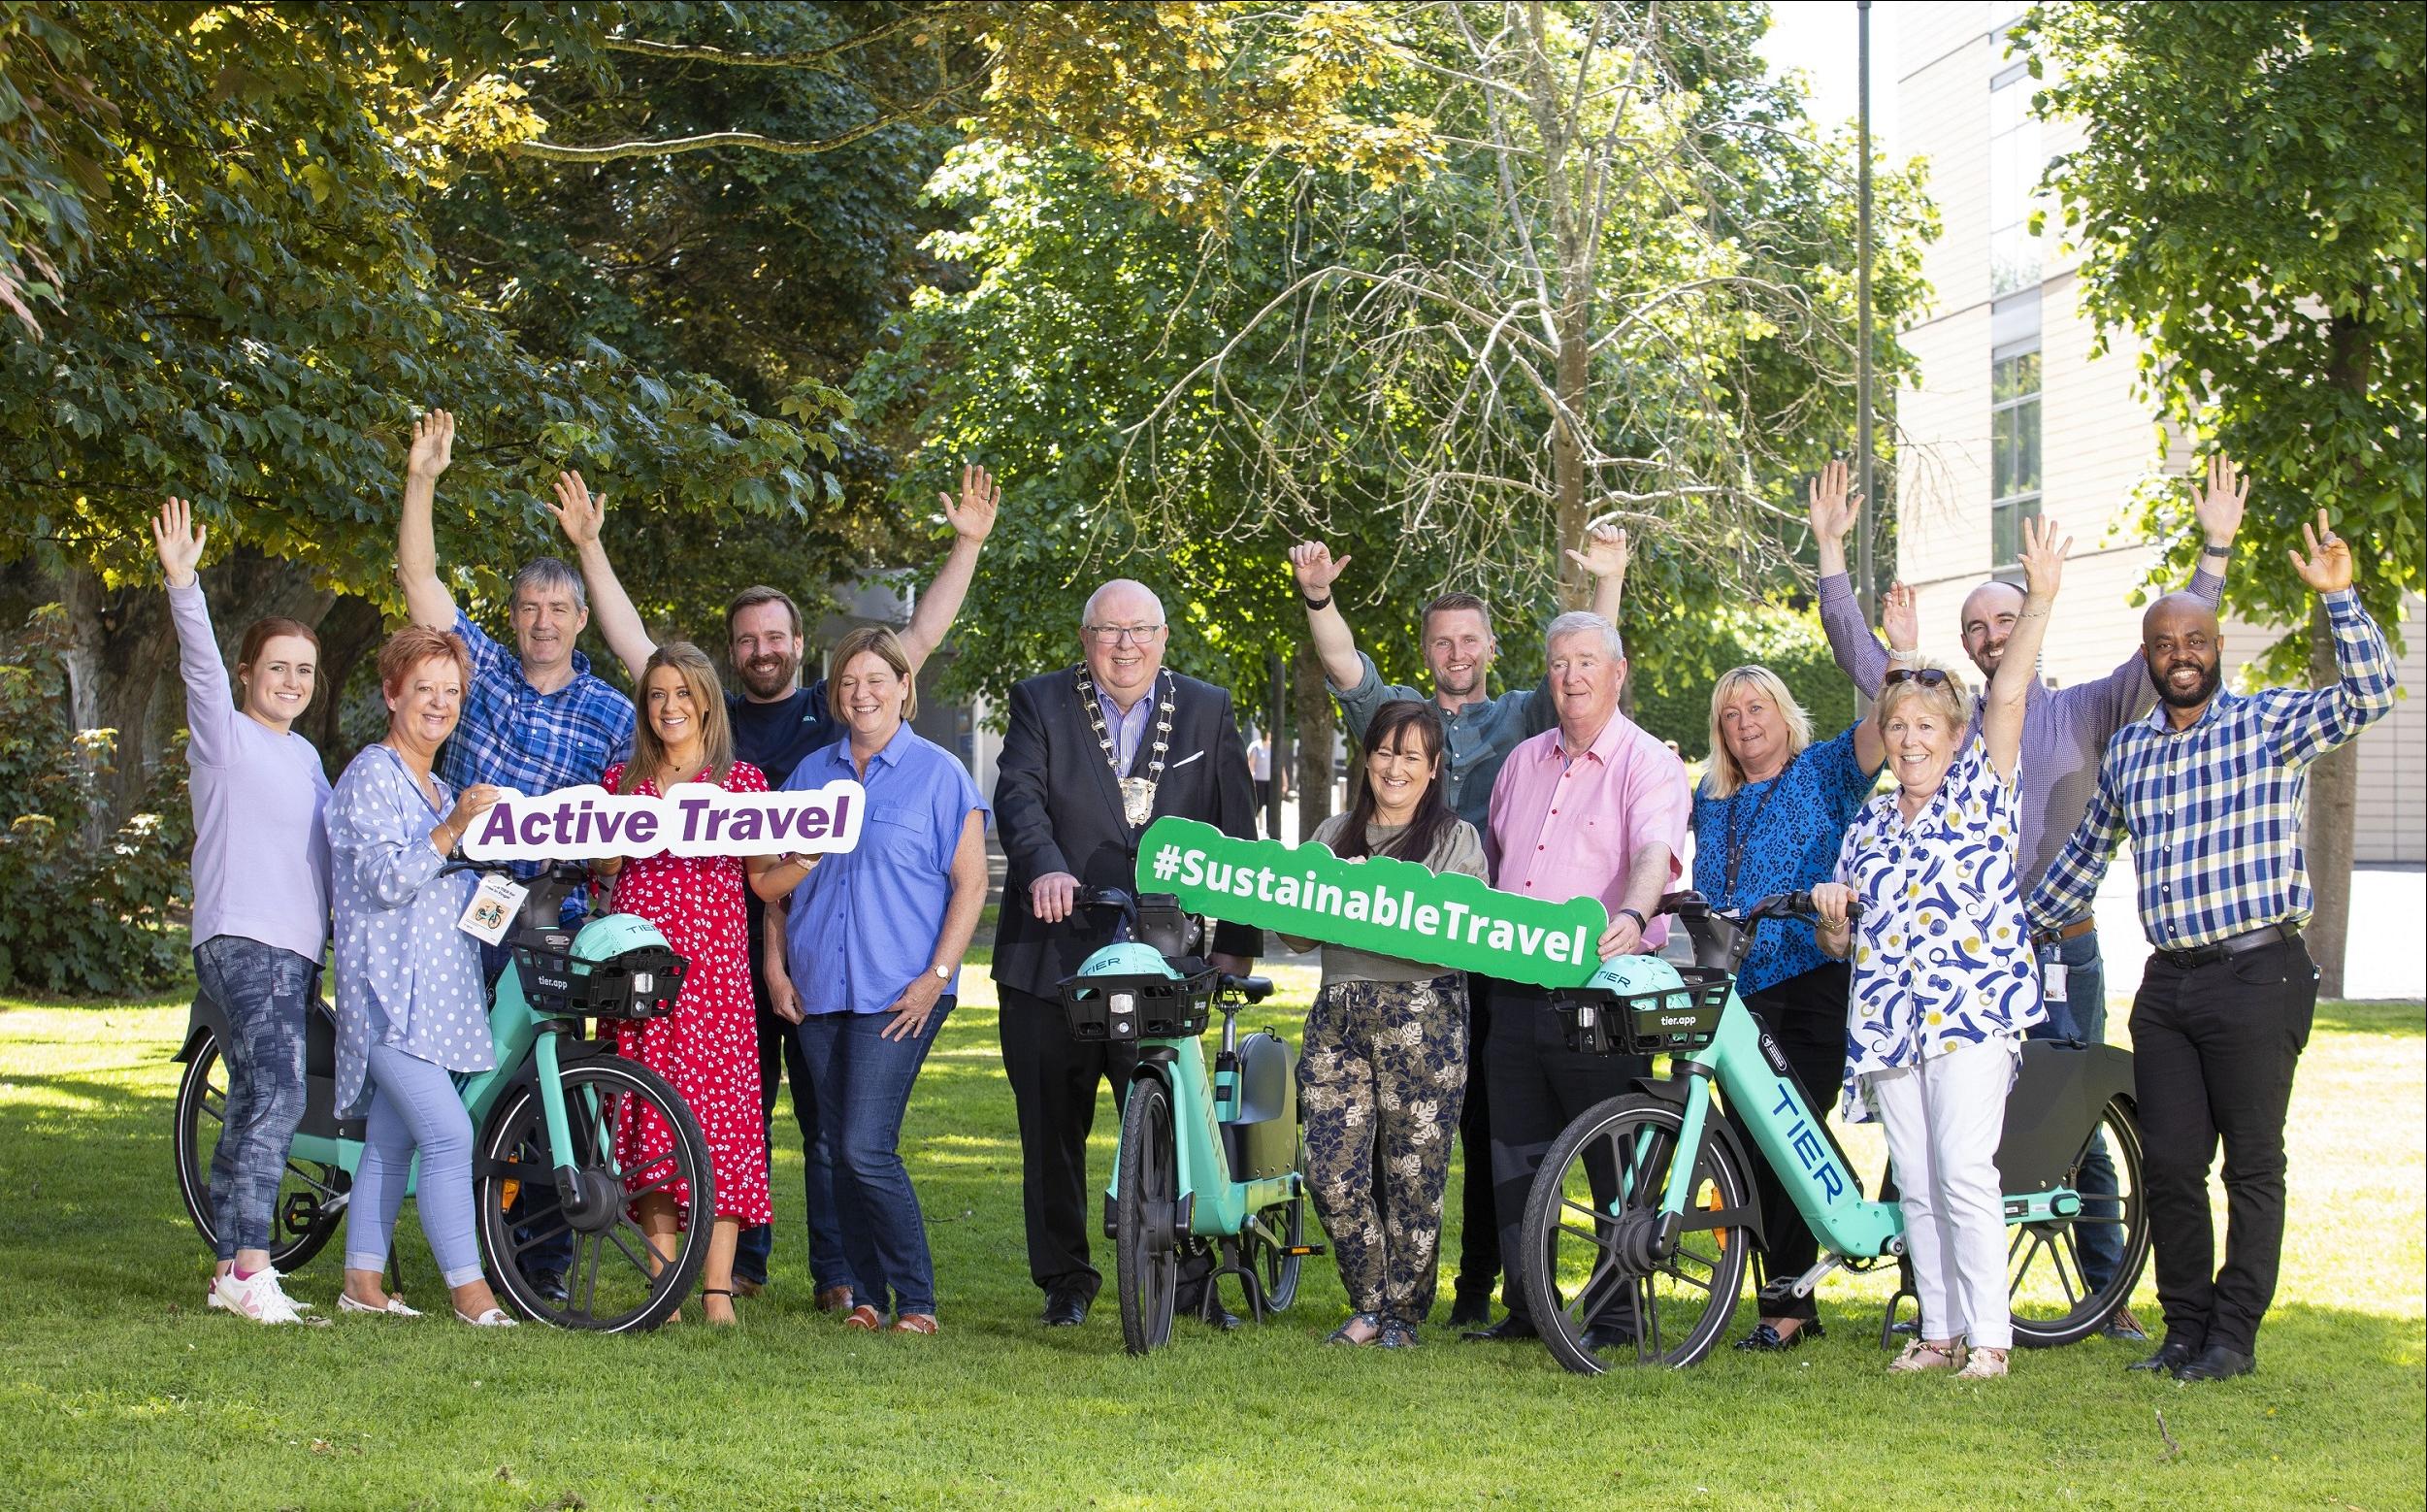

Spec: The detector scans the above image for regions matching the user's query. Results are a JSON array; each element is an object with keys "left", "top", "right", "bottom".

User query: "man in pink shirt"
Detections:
[{"left": 1464, "top": 611, "right": 1690, "bottom": 1347}]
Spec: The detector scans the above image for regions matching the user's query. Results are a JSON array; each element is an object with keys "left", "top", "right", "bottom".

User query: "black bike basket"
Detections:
[
  {"left": 1061, "top": 970, "right": 1214, "bottom": 1043},
  {"left": 511, "top": 933, "right": 690, "bottom": 1023},
  {"left": 1554, "top": 966, "right": 1733, "bottom": 1057}
]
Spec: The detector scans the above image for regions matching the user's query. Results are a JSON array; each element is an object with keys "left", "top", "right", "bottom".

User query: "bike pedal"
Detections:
[{"left": 1281, "top": 1244, "right": 1324, "bottom": 1257}]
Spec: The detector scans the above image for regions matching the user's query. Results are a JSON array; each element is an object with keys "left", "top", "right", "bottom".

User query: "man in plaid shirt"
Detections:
[{"left": 2029, "top": 510, "right": 2396, "bottom": 1384}]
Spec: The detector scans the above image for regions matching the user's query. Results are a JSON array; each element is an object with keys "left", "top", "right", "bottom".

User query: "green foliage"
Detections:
[
  {"left": 1627, "top": 603, "right": 1856, "bottom": 758},
  {"left": 2020, "top": 1, "right": 2424, "bottom": 678},
  {"left": 0, "top": 606, "right": 189, "bottom": 995},
  {"left": 0, "top": 1, "right": 111, "bottom": 335}
]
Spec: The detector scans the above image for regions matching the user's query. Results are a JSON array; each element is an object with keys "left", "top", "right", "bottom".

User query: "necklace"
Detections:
[{"left": 1076, "top": 666, "right": 1175, "bottom": 829}]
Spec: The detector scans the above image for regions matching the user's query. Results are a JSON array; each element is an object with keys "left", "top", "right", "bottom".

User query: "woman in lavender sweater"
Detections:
[{"left": 155, "top": 498, "right": 333, "bottom": 1327}]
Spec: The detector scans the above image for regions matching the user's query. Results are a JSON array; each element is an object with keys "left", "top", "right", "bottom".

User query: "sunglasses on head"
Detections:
[{"left": 1883, "top": 668, "right": 1953, "bottom": 688}]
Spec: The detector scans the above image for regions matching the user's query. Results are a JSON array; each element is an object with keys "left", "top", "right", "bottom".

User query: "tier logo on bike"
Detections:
[
  {"left": 462, "top": 779, "right": 868, "bottom": 862},
  {"left": 1137, "top": 816, "right": 1608, "bottom": 988}
]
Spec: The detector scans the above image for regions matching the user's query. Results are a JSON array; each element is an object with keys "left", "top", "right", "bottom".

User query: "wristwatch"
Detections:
[
  {"left": 2201, "top": 542, "right": 2233, "bottom": 558},
  {"left": 930, "top": 964, "right": 951, "bottom": 983},
  {"left": 1298, "top": 591, "right": 1333, "bottom": 612},
  {"left": 1615, "top": 907, "right": 1648, "bottom": 933}
]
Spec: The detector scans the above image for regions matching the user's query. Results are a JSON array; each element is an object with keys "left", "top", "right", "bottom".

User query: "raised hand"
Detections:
[
  {"left": 2192, "top": 455, "right": 2248, "bottom": 550},
  {"left": 2288, "top": 509, "right": 2354, "bottom": 594},
  {"left": 1881, "top": 579, "right": 1919, "bottom": 652},
  {"left": 941, "top": 462, "right": 1000, "bottom": 543},
  {"left": 1289, "top": 541, "right": 1352, "bottom": 599},
  {"left": 406, "top": 409, "right": 455, "bottom": 481},
  {"left": 1564, "top": 522, "right": 1630, "bottom": 582},
  {"left": 547, "top": 470, "right": 605, "bottom": 550},
  {"left": 1807, "top": 458, "right": 1862, "bottom": 548},
  {"left": 2018, "top": 513, "right": 2072, "bottom": 601},
  {"left": 150, "top": 497, "right": 206, "bottom": 588}
]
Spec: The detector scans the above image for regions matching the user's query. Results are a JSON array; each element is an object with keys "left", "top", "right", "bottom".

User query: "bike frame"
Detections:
[{"left": 1110, "top": 1017, "right": 1300, "bottom": 1240}]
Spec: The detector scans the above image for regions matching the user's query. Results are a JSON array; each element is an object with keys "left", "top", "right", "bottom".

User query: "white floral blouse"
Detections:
[{"left": 1833, "top": 734, "right": 2042, "bottom": 1122}]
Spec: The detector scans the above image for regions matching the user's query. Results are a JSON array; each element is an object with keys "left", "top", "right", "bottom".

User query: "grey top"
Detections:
[
  {"left": 326, "top": 742, "right": 494, "bottom": 1117},
  {"left": 1329, "top": 651, "right": 1556, "bottom": 830},
  {"left": 1816, "top": 566, "right": 2225, "bottom": 903},
  {"left": 169, "top": 582, "right": 331, "bottom": 963},
  {"left": 1300, "top": 812, "right": 1490, "bottom": 986}
]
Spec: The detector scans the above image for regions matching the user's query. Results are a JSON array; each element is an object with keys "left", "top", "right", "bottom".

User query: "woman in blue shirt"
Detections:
[
  {"left": 763, "top": 627, "right": 989, "bottom": 1334},
  {"left": 1690, "top": 663, "right": 1883, "bottom": 1353}
]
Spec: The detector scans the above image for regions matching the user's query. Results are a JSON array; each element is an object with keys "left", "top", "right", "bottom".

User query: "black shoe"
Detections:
[
  {"left": 2172, "top": 1344, "right": 2256, "bottom": 1383},
  {"left": 1581, "top": 1321, "right": 1640, "bottom": 1353},
  {"left": 528, "top": 1269, "right": 569, "bottom": 1306},
  {"left": 1040, "top": 1288, "right": 1091, "bottom": 1328},
  {"left": 1446, "top": 1291, "right": 1494, "bottom": 1329},
  {"left": 2127, "top": 1336, "right": 2202, "bottom": 1373},
  {"left": 1734, "top": 1319, "right": 1824, "bottom": 1353},
  {"left": 1460, "top": 1314, "right": 1539, "bottom": 1342},
  {"left": 1198, "top": 1303, "right": 1245, "bottom": 1332}
]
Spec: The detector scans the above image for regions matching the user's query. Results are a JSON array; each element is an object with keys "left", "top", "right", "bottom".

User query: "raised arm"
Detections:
[
  {"left": 153, "top": 498, "right": 235, "bottom": 764},
  {"left": 546, "top": 470, "right": 656, "bottom": 683},
  {"left": 2275, "top": 511, "right": 2399, "bottom": 765},
  {"left": 2091, "top": 456, "right": 2247, "bottom": 724},
  {"left": 1568, "top": 524, "right": 1630, "bottom": 622},
  {"left": 397, "top": 410, "right": 460, "bottom": 632},
  {"left": 1809, "top": 459, "right": 1889, "bottom": 698},
  {"left": 899, "top": 463, "right": 1000, "bottom": 674},
  {"left": 1287, "top": 542, "right": 1365, "bottom": 693},
  {"left": 1984, "top": 514, "right": 2070, "bottom": 781}
]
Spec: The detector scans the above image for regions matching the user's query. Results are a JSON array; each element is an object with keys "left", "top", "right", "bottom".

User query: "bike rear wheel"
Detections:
[
  {"left": 172, "top": 1026, "right": 346, "bottom": 1273},
  {"left": 476, "top": 1057, "right": 712, "bottom": 1332},
  {"left": 1114, "top": 1074, "right": 1181, "bottom": 1355},
  {"left": 2009, "top": 1094, "right": 2149, "bottom": 1347},
  {"left": 1520, "top": 1093, "right": 1754, "bottom": 1373},
  {"left": 1250, "top": 1170, "right": 1306, "bottom": 1314}
]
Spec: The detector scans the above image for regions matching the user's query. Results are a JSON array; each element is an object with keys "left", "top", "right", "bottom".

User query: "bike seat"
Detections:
[{"left": 1221, "top": 973, "right": 1273, "bottom": 1004}]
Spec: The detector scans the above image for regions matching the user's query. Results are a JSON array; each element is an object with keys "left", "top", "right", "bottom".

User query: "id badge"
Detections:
[
  {"left": 457, "top": 872, "right": 529, "bottom": 945},
  {"left": 2042, "top": 959, "right": 2069, "bottom": 1003}
]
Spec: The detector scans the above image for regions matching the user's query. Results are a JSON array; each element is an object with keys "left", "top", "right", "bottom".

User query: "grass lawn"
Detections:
[{"left": 2, "top": 973, "right": 2419, "bottom": 1511}]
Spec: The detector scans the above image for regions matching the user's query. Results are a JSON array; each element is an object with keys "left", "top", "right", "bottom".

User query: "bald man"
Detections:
[
  {"left": 1813, "top": 458, "right": 2248, "bottom": 1318},
  {"left": 2030, "top": 513, "right": 2395, "bottom": 1381},
  {"left": 991, "top": 579, "right": 1261, "bottom": 1329}
]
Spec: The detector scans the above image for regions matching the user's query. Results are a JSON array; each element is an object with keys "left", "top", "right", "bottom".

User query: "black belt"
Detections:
[{"left": 2155, "top": 922, "right": 2300, "bottom": 971}]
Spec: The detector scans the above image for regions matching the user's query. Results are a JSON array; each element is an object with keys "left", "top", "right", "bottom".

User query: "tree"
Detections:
[{"left": 2020, "top": 1, "right": 2425, "bottom": 994}]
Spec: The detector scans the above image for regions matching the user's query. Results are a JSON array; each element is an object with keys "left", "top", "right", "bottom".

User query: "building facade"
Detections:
[{"left": 1893, "top": 1, "right": 2424, "bottom": 863}]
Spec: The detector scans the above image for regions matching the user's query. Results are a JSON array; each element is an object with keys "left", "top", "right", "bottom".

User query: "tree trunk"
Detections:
[
  {"left": 305, "top": 594, "right": 387, "bottom": 778},
  {"left": 1291, "top": 641, "right": 1336, "bottom": 834},
  {"left": 2305, "top": 602, "right": 2356, "bottom": 999}
]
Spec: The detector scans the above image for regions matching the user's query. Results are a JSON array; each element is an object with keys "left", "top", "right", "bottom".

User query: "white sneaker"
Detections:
[{"left": 209, "top": 1270, "right": 327, "bottom": 1326}]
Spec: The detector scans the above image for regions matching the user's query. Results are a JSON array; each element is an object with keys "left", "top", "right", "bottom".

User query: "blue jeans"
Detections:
[
  {"left": 2033, "top": 928, "right": 2122, "bottom": 1292},
  {"left": 794, "top": 1003, "right": 949, "bottom": 1318},
  {"left": 346, "top": 1043, "right": 484, "bottom": 1289},
  {"left": 737, "top": 1003, "right": 850, "bottom": 1291},
  {"left": 192, "top": 937, "right": 318, "bottom": 1260}
]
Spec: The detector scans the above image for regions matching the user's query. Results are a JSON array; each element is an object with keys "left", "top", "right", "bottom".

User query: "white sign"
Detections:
[{"left": 461, "top": 780, "right": 867, "bottom": 863}]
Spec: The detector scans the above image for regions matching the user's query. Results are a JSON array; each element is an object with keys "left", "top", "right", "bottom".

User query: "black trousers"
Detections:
[
  {"left": 1728, "top": 962, "right": 1851, "bottom": 1323},
  {"left": 1453, "top": 971, "right": 1503, "bottom": 1303},
  {"left": 2130, "top": 935, "right": 2315, "bottom": 1357},
  {"left": 1487, "top": 985, "right": 1646, "bottom": 1325}
]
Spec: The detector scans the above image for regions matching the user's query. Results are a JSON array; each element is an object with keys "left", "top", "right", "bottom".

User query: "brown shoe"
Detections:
[
  {"left": 840, "top": 1304, "right": 882, "bottom": 1331},
  {"left": 815, "top": 1286, "right": 854, "bottom": 1314},
  {"left": 890, "top": 1313, "right": 938, "bottom": 1334},
  {"left": 733, "top": 1277, "right": 765, "bottom": 1298}
]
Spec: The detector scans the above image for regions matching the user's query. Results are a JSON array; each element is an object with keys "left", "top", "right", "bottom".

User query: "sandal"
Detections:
[
  {"left": 700, "top": 1287, "right": 738, "bottom": 1327},
  {"left": 338, "top": 1292, "right": 421, "bottom": 1318},
  {"left": 890, "top": 1313, "right": 939, "bottom": 1334},
  {"left": 1954, "top": 1346, "right": 2009, "bottom": 1380},
  {"left": 1326, "top": 1311, "right": 1385, "bottom": 1346},
  {"left": 1886, "top": 1337, "right": 1966, "bottom": 1373},
  {"left": 841, "top": 1303, "right": 883, "bottom": 1331},
  {"left": 1377, "top": 1319, "right": 1421, "bottom": 1349},
  {"left": 1735, "top": 1319, "right": 1824, "bottom": 1352},
  {"left": 453, "top": 1306, "right": 519, "bottom": 1328}
]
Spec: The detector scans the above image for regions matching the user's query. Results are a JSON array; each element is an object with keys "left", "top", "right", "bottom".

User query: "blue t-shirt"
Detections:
[
  {"left": 1689, "top": 726, "right": 1881, "bottom": 998},
  {"left": 782, "top": 723, "right": 990, "bottom": 1014}
]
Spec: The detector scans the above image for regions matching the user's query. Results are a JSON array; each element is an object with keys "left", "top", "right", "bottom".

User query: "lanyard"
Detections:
[{"left": 1722, "top": 747, "right": 1802, "bottom": 898}]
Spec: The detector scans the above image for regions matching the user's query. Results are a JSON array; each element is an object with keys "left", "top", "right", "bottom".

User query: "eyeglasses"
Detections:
[
  {"left": 1083, "top": 624, "right": 1164, "bottom": 645},
  {"left": 1883, "top": 668, "right": 1953, "bottom": 688}
]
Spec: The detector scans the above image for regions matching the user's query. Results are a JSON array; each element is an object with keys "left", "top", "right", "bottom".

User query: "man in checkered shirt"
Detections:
[{"left": 2029, "top": 509, "right": 2397, "bottom": 1385}]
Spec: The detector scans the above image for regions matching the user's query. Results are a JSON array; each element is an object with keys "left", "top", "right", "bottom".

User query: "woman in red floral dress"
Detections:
[{"left": 595, "top": 642, "right": 798, "bottom": 1324}]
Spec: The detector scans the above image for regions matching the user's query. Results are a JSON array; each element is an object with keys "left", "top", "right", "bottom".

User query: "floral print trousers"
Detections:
[{"left": 1297, "top": 974, "right": 1469, "bottom": 1324}]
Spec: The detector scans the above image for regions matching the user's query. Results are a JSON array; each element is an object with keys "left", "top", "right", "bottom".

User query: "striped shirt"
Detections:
[{"left": 2026, "top": 589, "right": 2396, "bottom": 950}]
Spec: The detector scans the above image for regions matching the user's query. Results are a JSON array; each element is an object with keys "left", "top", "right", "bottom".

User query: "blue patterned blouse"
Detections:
[
  {"left": 1833, "top": 734, "right": 2042, "bottom": 1123},
  {"left": 1690, "top": 726, "right": 1881, "bottom": 998}
]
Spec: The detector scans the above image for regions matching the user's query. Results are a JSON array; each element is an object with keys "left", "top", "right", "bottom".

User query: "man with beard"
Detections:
[
  {"left": 550, "top": 464, "right": 1000, "bottom": 1305},
  {"left": 1285, "top": 527, "right": 1629, "bottom": 1328},
  {"left": 992, "top": 579, "right": 1261, "bottom": 1329},
  {"left": 1813, "top": 456, "right": 2249, "bottom": 1327},
  {"left": 2029, "top": 511, "right": 2394, "bottom": 1383}
]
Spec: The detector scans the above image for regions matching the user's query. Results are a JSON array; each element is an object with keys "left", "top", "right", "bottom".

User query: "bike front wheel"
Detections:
[
  {"left": 476, "top": 1056, "right": 713, "bottom": 1332},
  {"left": 1519, "top": 1093, "right": 1755, "bottom": 1373},
  {"left": 1114, "top": 1074, "right": 1182, "bottom": 1355},
  {"left": 172, "top": 1025, "right": 346, "bottom": 1273},
  {"left": 2009, "top": 1094, "right": 2150, "bottom": 1347}
]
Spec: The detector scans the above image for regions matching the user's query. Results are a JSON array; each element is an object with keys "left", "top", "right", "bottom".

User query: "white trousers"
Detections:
[{"left": 1865, "top": 1041, "right": 2019, "bottom": 1350}]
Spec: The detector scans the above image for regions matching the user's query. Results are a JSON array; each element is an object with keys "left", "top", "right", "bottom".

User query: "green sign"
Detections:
[{"left": 1136, "top": 816, "right": 1610, "bottom": 989}]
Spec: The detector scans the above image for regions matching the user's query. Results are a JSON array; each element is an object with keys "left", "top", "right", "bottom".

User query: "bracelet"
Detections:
[
  {"left": 2201, "top": 542, "right": 2232, "bottom": 558},
  {"left": 1615, "top": 907, "right": 1648, "bottom": 933},
  {"left": 1299, "top": 592, "right": 1333, "bottom": 612}
]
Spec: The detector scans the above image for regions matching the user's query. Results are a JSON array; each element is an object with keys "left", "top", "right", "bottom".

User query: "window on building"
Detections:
[
  {"left": 1991, "top": 347, "right": 2042, "bottom": 575},
  {"left": 1989, "top": 66, "right": 2045, "bottom": 298}
]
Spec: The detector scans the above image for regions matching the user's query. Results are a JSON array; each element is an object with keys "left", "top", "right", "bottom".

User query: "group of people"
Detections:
[{"left": 169, "top": 416, "right": 2395, "bottom": 1384}]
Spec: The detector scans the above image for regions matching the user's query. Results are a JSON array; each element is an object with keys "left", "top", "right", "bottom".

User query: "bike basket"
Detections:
[
  {"left": 512, "top": 934, "right": 689, "bottom": 1023},
  {"left": 1061, "top": 970, "right": 1214, "bottom": 1042},
  {"left": 1554, "top": 966, "right": 1733, "bottom": 1057}
]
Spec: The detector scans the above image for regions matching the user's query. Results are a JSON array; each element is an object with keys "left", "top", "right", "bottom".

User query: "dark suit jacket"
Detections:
[{"left": 991, "top": 667, "right": 1261, "bottom": 1001}]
